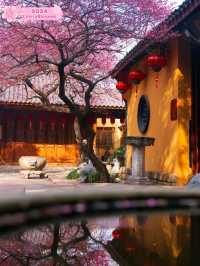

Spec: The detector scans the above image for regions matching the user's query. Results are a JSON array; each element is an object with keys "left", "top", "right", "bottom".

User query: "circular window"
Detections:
[{"left": 137, "top": 95, "right": 150, "bottom": 133}]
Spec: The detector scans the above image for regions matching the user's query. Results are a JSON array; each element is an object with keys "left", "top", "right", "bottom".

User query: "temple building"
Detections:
[
  {"left": 0, "top": 79, "right": 125, "bottom": 165},
  {"left": 112, "top": 0, "right": 200, "bottom": 184}
]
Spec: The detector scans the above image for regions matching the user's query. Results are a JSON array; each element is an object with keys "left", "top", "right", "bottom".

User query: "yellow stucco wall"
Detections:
[
  {"left": 177, "top": 37, "right": 192, "bottom": 184},
  {"left": 118, "top": 214, "right": 190, "bottom": 264},
  {"left": 125, "top": 38, "right": 192, "bottom": 184}
]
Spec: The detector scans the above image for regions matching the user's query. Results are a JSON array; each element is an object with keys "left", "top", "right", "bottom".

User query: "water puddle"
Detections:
[{"left": 0, "top": 212, "right": 197, "bottom": 265}]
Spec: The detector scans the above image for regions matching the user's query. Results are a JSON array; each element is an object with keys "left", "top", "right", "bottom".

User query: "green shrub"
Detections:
[
  {"left": 115, "top": 146, "right": 125, "bottom": 158},
  {"left": 66, "top": 169, "right": 80, "bottom": 180},
  {"left": 85, "top": 170, "right": 101, "bottom": 183},
  {"left": 109, "top": 146, "right": 125, "bottom": 166},
  {"left": 66, "top": 169, "right": 101, "bottom": 183}
]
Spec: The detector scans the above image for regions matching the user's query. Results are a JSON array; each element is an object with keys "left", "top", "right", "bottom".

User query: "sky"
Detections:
[
  {"left": 119, "top": 0, "right": 185, "bottom": 58},
  {"left": 175, "top": 0, "right": 185, "bottom": 5}
]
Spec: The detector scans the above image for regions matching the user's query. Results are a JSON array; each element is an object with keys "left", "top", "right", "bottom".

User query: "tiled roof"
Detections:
[
  {"left": 0, "top": 83, "right": 64, "bottom": 105},
  {"left": 112, "top": 0, "right": 200, "bottom": 78},
  {"left": 0, "top": 74, "right": 125, "bottom": 109}
]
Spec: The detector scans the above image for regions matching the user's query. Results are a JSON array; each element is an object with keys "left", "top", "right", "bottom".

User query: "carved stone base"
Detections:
[
  {"left": 20, "top": 170, "right": 48, "bottom": 179},
  {"left": 125, "top": 175, "right": 152, "bottom": 185},
  {"left": 127, "top": 175, "right": 148, "bottom": 181}
]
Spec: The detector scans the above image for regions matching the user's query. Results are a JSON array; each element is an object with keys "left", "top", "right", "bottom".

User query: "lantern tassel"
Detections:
[{"left": 155, "top": 72, "right": 159, "bottom": 89}]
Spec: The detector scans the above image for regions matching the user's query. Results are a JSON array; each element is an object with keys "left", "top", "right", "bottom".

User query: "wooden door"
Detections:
[{"left": 190, "top": 44, "right": 200, "bottom": 174}]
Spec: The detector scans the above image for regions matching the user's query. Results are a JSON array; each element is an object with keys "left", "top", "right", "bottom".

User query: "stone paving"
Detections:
[
  {"left": 0, "top": 165, "right": 74, "bottom": 196},
  {"left": 0, "top": 165, "right": 199, "bottom": 234},
  {"left": 0, "top": 164, "right": 184, "bottom": 202}
]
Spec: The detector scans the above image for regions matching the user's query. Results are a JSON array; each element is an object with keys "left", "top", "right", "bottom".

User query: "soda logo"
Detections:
[{"left": 2, "top": 6, "right": 63, "bottom": 22}]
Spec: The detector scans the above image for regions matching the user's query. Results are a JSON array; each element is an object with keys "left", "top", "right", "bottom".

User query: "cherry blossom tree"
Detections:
[{"left": 0, "top": 0, "right": 171, "bottom": 181}]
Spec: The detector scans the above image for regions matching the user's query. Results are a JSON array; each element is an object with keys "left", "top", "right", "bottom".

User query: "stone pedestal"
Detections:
[
  {"left": 132, "top": 146, "right": 145, "bottom": 177},
  {"left": 126, "top": 136, "right": 155, "bottom": 180},
  {"left": 19, "top": 156, "right": 47, "bottom": 179},
  {"left": 19, "top": 156, "right": 47, "bottom": 170}
]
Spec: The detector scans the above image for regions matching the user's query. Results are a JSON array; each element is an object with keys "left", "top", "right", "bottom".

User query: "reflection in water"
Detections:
[{"left": 0, "top": 213, "right": 196, "bottom": 265}]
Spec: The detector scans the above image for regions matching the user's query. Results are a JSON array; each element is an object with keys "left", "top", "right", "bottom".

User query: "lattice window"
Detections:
[{"left": 96, "top": 127, "right": 114, "bottom": 149}]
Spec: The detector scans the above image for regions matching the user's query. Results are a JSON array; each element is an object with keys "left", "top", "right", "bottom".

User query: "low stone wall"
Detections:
[
  {"left": 146, "top": 171, "right": 177, "bottom": 184},
  {"left": 125, "top": 168, "right": 177, "bottom": 184}
]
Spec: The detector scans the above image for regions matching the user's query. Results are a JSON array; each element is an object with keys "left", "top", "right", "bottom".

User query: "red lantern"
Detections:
[
  {"left": 112, "top": 229, "right": 121, "bottom": 239},
  {"left": 147, "top": 54, "right": 166, "bottom": 72},
  {"left": 116, "top": 81, "right": 127, "bottom": 92},
  {"left": 128, "top": 70, "right": 146, "bottom": 84}
]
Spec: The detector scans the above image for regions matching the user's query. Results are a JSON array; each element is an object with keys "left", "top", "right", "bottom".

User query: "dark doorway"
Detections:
[{"left": 190, "top": 44, "right": 200, "bottom": 174}]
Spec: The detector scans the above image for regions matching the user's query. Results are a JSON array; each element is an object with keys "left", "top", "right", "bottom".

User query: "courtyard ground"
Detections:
[
  {"left": 0, "top": 164, "right": 200, "bottom": 229},
  {"left": 0, "top": 165, "right": 186, "bottom": 200}
]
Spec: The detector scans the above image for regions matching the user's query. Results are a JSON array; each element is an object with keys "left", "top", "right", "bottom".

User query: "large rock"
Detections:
[
  {"left": 187, "top": 174, "right": 200, "bottom": 188},
  {"left": 77, "top": 160, "right": 96, "bottom": 182},
  {"left": 19, "top": 156, "right": 47, "bottom": 170}
]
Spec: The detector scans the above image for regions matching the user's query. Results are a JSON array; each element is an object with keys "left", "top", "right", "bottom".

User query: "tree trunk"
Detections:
[
  {"left": 74, "top": 116, "right": 86, "bottom": 163},
  {"left": 74, "top": 116, "right": 111, "bottom": 182}
]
